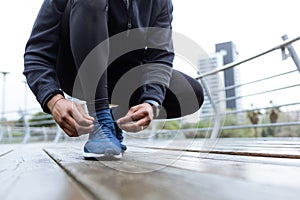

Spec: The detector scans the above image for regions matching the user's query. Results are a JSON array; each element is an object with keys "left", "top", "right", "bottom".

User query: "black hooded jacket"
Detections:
[{"left": 24, "top": 0, "right": 174, "bottom": 113}]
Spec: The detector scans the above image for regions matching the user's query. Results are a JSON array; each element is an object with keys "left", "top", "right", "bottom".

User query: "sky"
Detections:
[{"left": 0, "top": 0, "right": 299, "bottom": 119}]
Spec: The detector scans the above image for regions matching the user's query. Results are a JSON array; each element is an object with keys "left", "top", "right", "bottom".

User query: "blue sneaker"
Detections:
[
  {"left": 83, "top": 109, "right": 122, "bottom": 159},
  {"left": 111, "top": 109, "right": 127, "bottom": 152},
  {"left": 114, "top": 123, "right": 127, "bottom": 152}
]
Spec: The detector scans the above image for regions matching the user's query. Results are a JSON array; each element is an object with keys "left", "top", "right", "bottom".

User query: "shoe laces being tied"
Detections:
[{"left": 89, "top": 120, "right": 117, "bottom": 140}]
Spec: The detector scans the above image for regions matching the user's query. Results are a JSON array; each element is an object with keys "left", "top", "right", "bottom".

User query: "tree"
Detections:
[{"left": 29, "top": 112, "right": 55, "bottom": 127}]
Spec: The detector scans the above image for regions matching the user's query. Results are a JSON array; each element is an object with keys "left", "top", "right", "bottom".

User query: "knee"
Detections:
[
  {"left": 74, "top": 0, "right": 107, "bottom": 12},
  {"left": 194, "top": 82, "right": 204, "bottom": 108}
]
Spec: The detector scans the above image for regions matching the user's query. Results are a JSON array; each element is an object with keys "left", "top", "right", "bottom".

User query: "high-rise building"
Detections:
[
  {"left": 215, "top": 41, "right": 241, "bottom": 110},
  {"left": 198, "top": 52, "right": 226, "bottom": 116},
  {"left": 198, "top": 41, "right": 242, "bottom": 118}
]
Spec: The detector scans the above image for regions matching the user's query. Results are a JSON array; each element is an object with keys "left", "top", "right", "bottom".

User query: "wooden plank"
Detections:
[
  {"left": 45, "top": 146, "right": 202, "bottom": 200},
  {"left": 126, "top": 138, "right": 300, "bottom": 148},
  {"left": 0, "top": 143, "right": 93, "bottom": 200},
  {"left": 0, "top": 149, "right": 13, "bottom": 158},
  {"left": 127, "top": 138, "right": 300, "bottom": 158},
  {"left": 45, "top": 143, "right": 300, "bottom": 200},
  {"left": 126, "top": 146, "right": 300, "bottom": 189},
  {"left": 0, "top": 144, "right": 14, "bottom": 157},
  {"left": 200, "top": 138, "right": 300, "bottom": 150}
]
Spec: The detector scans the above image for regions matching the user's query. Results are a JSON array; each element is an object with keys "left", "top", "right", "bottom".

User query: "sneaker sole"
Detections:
[{"left": 83, "top": 150, "right": 123, "bottom": 159}]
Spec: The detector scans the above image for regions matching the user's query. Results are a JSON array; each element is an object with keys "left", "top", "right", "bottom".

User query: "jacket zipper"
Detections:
[
  {"left": 124, "top": 0, "right": 133, "bottom": 36},
  {"left": 105, "top": 0, "right": 109, "bottom": 12}
]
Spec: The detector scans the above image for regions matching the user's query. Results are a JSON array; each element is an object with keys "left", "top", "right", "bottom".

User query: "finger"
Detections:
[
  {"left": 64, "top": 112, "right": 94, "bottom": 135},
  {"left": 128, "top": 105, "right": 140, "bottom": 113},
  {"left": 61, "top": 118, "right": 93, "bottom": 136},
  {"left": 60, "top": 122, "right": 78, "bottom": 137},
  {"left": 132, "top": 109, "right": 153, "bottom": 123},
  {"left": 51, "top": 100, "right": 92, "bottom": 137},
  {"left": 118, "top": 104, "right": 148, "bottom": 123},
  {"left": 117, "top": 114, "right": 135, "bottom": 125},
  {"left": 53, "top": 107, "right": 79, "bottom": 135},
  {"left": 72, "top": 105, "right": 94, "bottom": 126},
  {"left": 120, "top": 117, "right": 151, "bottom": 133},
  {"left": 75, "top": 123, "right": 94, "bottom": 135},
  {"left": 118, "top": 122, "right": 142, "bottom": 133},
  {"left": 131, "top": 110, "right": 147, "bottom": 121},
  {"left": 118, "top": 110, "right": 145, "bottom": 125},
  {"left": 135, "top": 117, "right": 151, "bottom": 128},
  {"left": 118, "top": 119, "right": 150, "bottom": 133},
  {"left": 75, "top": 103, "right": 94, "bottom": 121}
]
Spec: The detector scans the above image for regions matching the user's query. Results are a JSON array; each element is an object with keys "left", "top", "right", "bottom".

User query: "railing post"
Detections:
[
  {"left": 199, "top": 79, "right": 221, "bottom": 139},
  {"left": 7, "top": 126, "right": 12, "bottom": 143},
  {"left": 0, "top": 125, "right": 3, "bottom": 142},
  {"left": 149, "top": 120, "right": 157, "bottom": 140},
  {"left": 282, "top": 34, "right": 300, "bottom": 73},
  {"left": 42, "top": 127, "right": 48, "bottom": 141},
  {"left": 54, "top": 123, "right": 62, "bottom": 142},
  {"left": 22, "top": 113, "right": 31, "bottom": 144}
]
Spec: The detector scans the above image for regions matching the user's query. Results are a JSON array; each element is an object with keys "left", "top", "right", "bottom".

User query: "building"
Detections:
[
  {"left": 198, "top": 41, "right": 242, "bottom": 118},
  {"left": 198, "top": 52, "right": 226, "bottom": 116},
  {"left": 215, "top": 41, "right": 242, "bottom": 110}
]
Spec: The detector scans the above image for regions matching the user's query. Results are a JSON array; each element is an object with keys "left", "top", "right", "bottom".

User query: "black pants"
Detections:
[{"left": 56, "top": 0, "right": 204, "bottom": 119}]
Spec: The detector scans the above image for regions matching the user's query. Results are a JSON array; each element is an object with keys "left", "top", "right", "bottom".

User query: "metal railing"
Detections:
[
  {"left": 0, "top": 35, "right": 300, "bottom": 143},
  {"left": 196, "top": 34, "right": 300, "bottom": 139},
  {"left": 146, "top": 34, "right": 300, "bottom": 139},
  {"left": 0, "top": 110, "right": 68, "bottom": 143}
]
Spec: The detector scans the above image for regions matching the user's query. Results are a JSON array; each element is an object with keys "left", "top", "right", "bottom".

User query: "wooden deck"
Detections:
[{"left": 1, "top": 138, "right": 300, "bottom": 200}]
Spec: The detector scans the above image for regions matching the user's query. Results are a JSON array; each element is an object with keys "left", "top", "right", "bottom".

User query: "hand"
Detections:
[
  {"left": 117, "top": 103, "right": 154, "bottom": 133},
  {"left": 47, "top": 94, "right": 94, "bottom": 137}
]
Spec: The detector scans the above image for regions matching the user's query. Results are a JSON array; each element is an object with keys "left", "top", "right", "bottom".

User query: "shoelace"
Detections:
[{"left": 95, "top": 121, "right": 116, "bottom": 139}]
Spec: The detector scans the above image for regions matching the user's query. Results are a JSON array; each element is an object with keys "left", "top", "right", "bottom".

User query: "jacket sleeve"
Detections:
[
  {"left": 139, "top": 0, "right": 174, "bottom": 105},
  {"left": 23, "top": 0, "right": 68, "bottom": 113}
]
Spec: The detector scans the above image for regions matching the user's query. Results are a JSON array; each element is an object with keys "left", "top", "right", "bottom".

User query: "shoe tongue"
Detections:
[
  {"left": 93, "top": 108, "right": 115, "bottom": 129},
  {"left": 89, "top": 122, "right": 115, "bottom": 140},
  {"left": 95, "top": 108, "right": 113, "bottom": 121}
]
